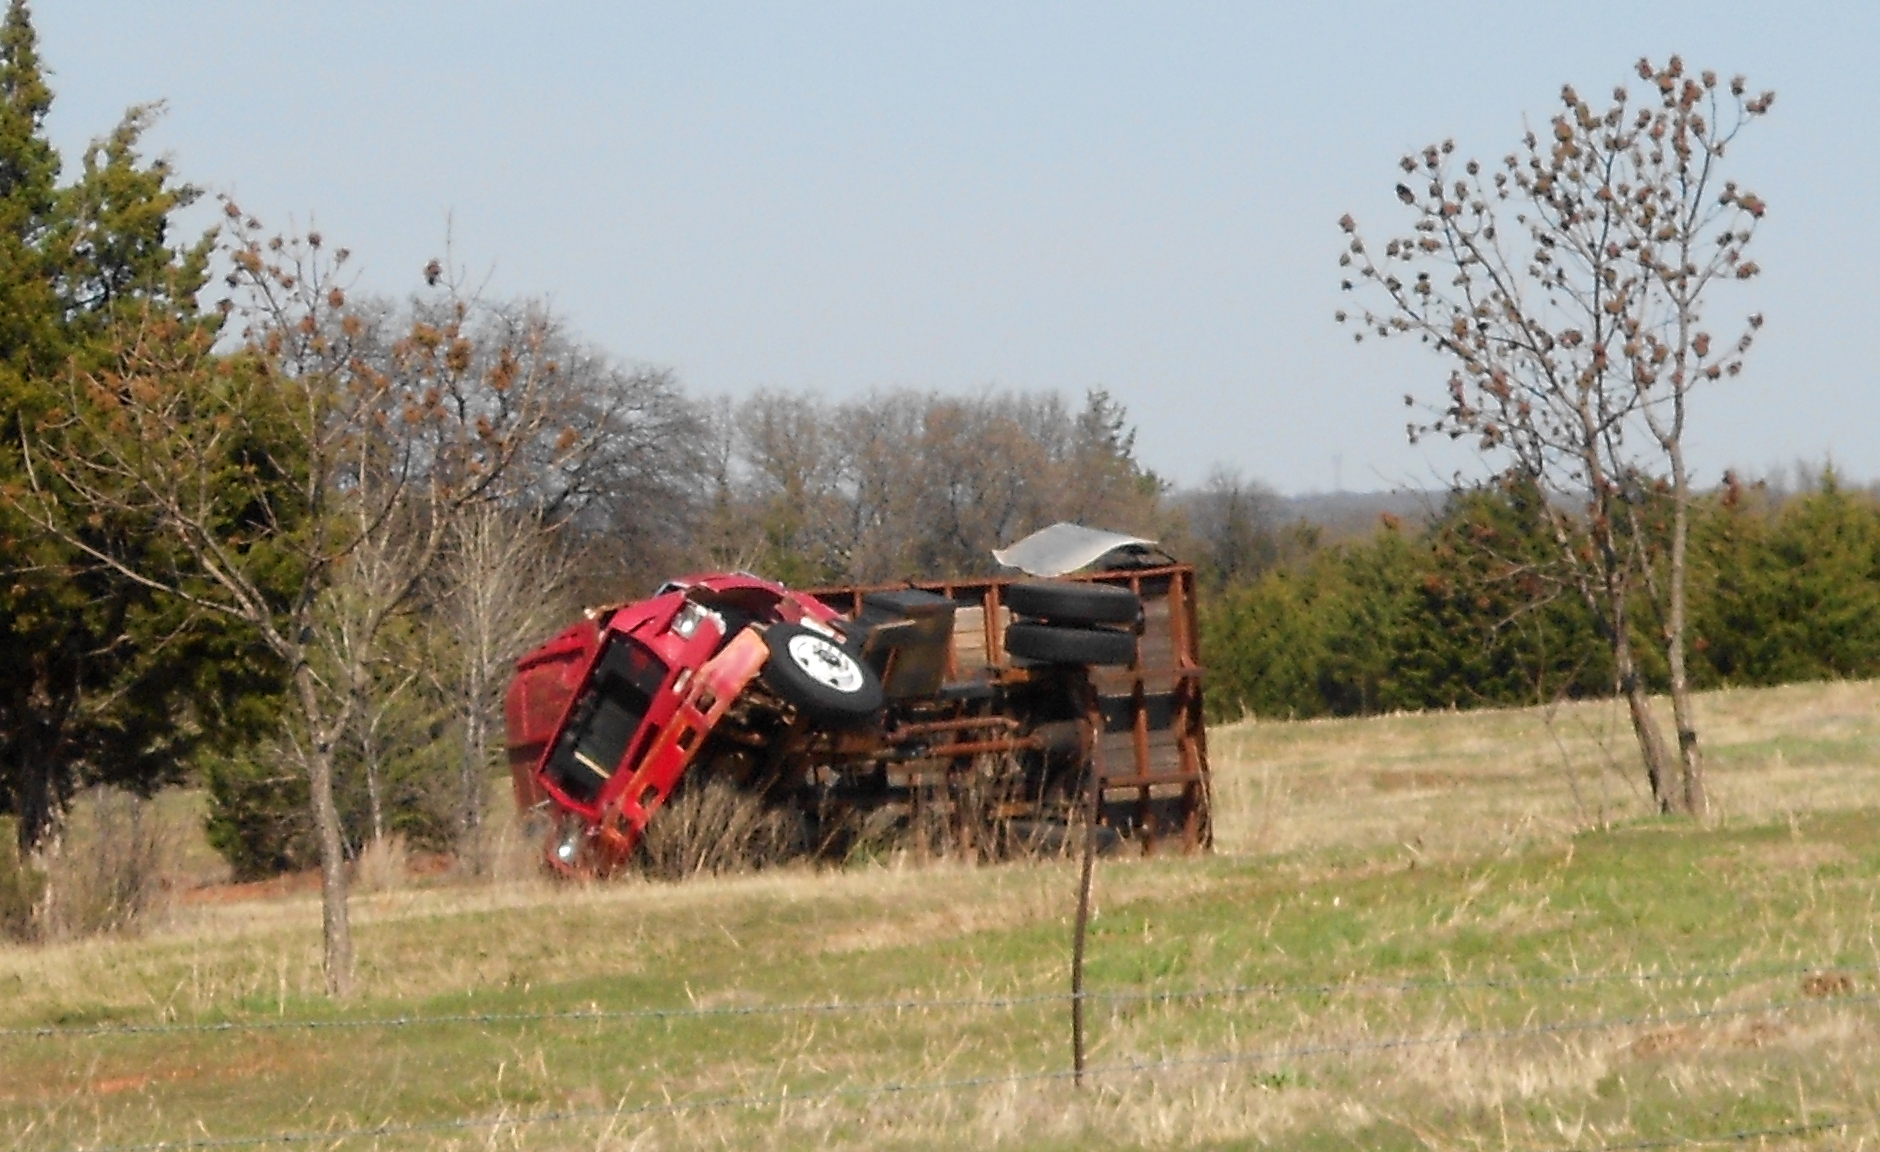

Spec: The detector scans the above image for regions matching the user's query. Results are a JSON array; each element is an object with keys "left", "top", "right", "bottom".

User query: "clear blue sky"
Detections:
[{"left": 35, "top": 2, "right": 1880, "bottom": 494}]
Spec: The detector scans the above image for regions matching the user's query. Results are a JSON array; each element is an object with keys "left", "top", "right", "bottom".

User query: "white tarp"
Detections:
[{"left": 991, "top": 522, "right": 1159, "bottom": 578}]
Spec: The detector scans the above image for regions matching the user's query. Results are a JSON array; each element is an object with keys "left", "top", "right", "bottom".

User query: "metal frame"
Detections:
[{"left": 809, "top": 563, "right": 1211, "bottom": 854}]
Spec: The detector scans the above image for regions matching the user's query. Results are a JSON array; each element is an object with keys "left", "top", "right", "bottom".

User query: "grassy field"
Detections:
[{"left": 6, "top": 680, "right": 1880, "bottom": 1150}]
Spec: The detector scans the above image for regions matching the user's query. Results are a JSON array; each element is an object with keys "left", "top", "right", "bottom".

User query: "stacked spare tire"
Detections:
[{"left": 1003, "top": 581, "right": 1141, "bottom": 667}]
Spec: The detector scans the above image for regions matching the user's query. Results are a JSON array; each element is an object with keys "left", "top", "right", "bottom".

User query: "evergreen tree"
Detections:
[
  {"left": 1396, "top": 485, "right": 1613, "bottom": 709},
  {"left": 0, "top": 0, "right": 60, "bottom": 382},
  {"left": 0, "top": 0, "right": 272, "bottom": 852},
  {"left": 1694, "top": 474, "right": 1880, "bottom": 685}
]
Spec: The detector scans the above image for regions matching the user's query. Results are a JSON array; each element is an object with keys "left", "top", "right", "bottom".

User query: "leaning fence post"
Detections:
[{"left": 1072, "top": 677, "right": 1104, "bottom": 1087}]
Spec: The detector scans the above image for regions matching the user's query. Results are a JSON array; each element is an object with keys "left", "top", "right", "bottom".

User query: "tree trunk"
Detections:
[
  {"left": 294, "top": 664, "right": 354, "bottom": 998},
  {"left": 459, "top": 665, "right": 487, "bottom": 873},
  {"left": 10, "top": 720, "right": 62, "bottom": 856},
  {"left": 1580, "top": 487, "right": 1679, "bottom": 818},
  {"left": 9, "top": 658, "right": 76, "bottom": 854},
  {"left": 1613, "top": 627, "right": 1675, "bottom": 815},
  {"left": 359, "top": 689, "right": 384, "bottom": 846},
  {"left": 1664, "top": 448, "right": 1707, "bottom": 817}
]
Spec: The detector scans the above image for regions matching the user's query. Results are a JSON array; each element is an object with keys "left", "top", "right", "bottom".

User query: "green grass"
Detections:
[{"left": 7, "top": 680, "right": 1880, "bottom": 1149}]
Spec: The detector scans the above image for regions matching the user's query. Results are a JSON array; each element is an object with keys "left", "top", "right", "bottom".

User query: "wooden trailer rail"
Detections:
[{"left": 811, "top": 563, "right": 1211, "bottom": 853}]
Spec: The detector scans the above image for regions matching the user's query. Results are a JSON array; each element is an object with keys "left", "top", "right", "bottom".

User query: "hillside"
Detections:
[{"left": 6, "top": 680, "right": 1880, "bottom": 1150}]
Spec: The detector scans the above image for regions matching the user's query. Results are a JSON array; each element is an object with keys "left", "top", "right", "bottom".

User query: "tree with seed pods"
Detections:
[{"left": 1336, "top": 57, "right": 1774, "bottom": 815}]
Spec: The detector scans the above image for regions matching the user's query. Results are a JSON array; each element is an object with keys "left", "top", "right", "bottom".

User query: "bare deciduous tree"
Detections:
[
  {"left": 734, "top": 390, "right": 853, "bottom": 584},
  {"left": 1172, "top": 468, "right": 1283, "bottom": 588},
  {"left": 1338, "top": 57, "right": 1772, "bottom": 814},
  {"left": 700, "top": 388, "right": 1161, "bottom": 585},
  {"left": 431, "top": 501, "right": 570, "bottom": 867},
  {"left": 18, "top": 210, "right": 576, "bottom": 994}
]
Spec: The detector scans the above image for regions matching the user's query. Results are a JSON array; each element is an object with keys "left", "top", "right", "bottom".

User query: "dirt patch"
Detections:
[
  {"left": 1628, "top": 1025, "right": 1700, "bottom": 1058},
  {"left": 174, "top": 853, "right": 460, "bottom": 907},
  {"left": 177, "top": 869, "right": 321, "bottom": 905},
  {"left": 4, "top": 1061, "right": 204, "bottom": 1105},
  {"left": 1802, "top": 972, "right": 1856, "bottom": 999},
  {"left": 409, "top": 851, "right": 455, "bottom": 877}
]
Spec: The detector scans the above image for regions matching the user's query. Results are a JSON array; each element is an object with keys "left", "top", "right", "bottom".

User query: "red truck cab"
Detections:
[{"left": 504, "top": 573, "right": 864, "bottom": 871}]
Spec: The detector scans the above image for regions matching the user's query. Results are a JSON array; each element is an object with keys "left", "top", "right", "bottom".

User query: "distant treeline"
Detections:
[
  {"left": 675, "top": 388, "right": 1164, "bottom": 590},
  {"left": 1200, "top": 473, "right": 1880, "bottom": 722}
]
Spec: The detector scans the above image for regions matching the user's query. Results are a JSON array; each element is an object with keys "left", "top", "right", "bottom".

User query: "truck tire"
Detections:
[
  {"left": 762, "top": 623, "right": 885, "bottom": 724},
  {"left": 1004, "top": 581, "right": 1141, "bottom": 627},
  {"left": 1004, "top": 621, "right": 1137, "bottom": 666}
]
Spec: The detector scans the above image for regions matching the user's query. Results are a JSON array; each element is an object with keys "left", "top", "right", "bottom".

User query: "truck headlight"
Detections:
[
  {"left": 555, "top": 826, "right": 582, "bottom": 864},
  {"left": 672, "top": 601, "right": 721, "bottom": 640}
]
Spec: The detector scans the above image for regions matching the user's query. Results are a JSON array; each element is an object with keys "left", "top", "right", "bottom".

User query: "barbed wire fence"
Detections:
[
  {"left": 4, "top": 956, "right": 1876, "bottom": 1041},
  {"left": 9, "top": 956, "right": 1879, "bottom": 1152}
]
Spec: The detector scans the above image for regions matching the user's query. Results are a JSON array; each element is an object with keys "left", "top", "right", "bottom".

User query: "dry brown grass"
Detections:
[
  {"left": 1207, "top": 677, "right": 1880, "bottom": 863},
  {"left": 351, "top": 833, "right": 411, "bottom": 893},
  {"left": 411, "top": 995, "right": 1880, "bottom": 1152},
  {"left": 637, "top": 777, "right": 803, "bottom": 880},
  {"left": 10, "top": 678, "right": 1880, "bottom": 1150}
]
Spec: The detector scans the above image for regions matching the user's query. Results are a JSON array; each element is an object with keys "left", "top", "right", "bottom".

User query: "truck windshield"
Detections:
[{"left": 544, "top": 636, "right": 669, "bottom": 804}]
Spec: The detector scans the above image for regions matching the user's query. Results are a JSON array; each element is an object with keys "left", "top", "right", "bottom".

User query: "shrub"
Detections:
[
  {"left": 203, "top": 721, "right": 461, "bottom": 881},
  {"left": 637, "top": 777, "right": 801, "bottom": 881},
  {"left": 37, "top": 789, "right": 170, "bottom": 940},
  {"left": 0, "top": 817, "right": 47, "bottom": 942},
  {"left": 202, "top": 747, "right": 314, "bottom": 881}
]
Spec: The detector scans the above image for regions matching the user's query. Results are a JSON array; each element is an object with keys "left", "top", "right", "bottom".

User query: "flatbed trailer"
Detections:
[{"left": 806, "top": 562, "right": 1210, "bottom": 853}]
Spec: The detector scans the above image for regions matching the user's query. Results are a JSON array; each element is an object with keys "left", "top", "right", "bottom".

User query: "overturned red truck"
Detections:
[{"left": 503, "top": 525, "right": 1210, "bottom": 874}]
